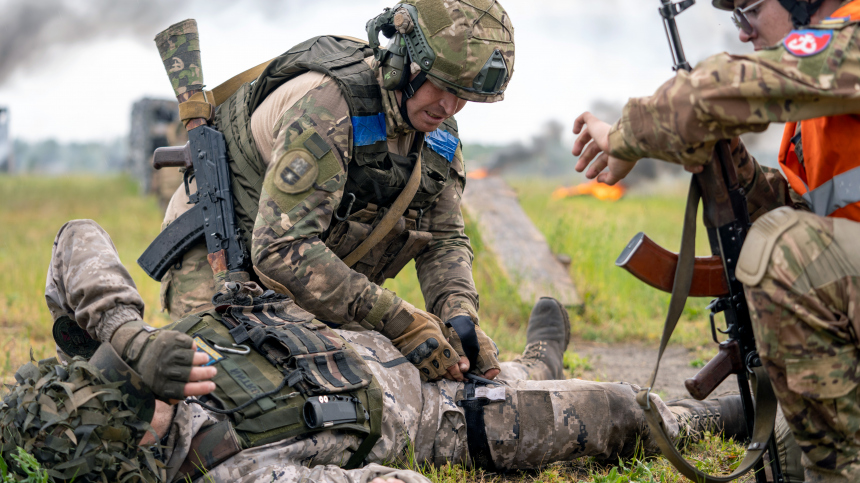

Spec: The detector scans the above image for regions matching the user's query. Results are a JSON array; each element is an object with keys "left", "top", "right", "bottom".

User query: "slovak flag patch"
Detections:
[{"left": 784, "top": 29, "right": 833, "bottom": 57}]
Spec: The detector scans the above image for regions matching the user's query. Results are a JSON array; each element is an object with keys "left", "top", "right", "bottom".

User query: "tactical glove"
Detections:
[
  {"left": 390, "top": 307, "right": 461, "bottom": 381},
  {"left": 110, "top": 320, "right": 195, "bottom": 401},
  {"left": 446, "top": 315, "right": 501, "bottom": 376}
]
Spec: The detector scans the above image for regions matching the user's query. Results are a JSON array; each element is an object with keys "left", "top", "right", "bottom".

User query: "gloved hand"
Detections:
[
  {"left": 445, "top": 315, "right": 501, "bottom": 377},
  {"left": 390, "top": 307, "right": 461, "bottom": 382},
  {"left": 110, "top": 320, "right": 196, "bottom": 401}
]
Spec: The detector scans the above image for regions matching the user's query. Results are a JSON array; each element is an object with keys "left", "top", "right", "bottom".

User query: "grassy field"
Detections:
[{"left": 0, "top": 174, "right": 750, "bottom": 482}]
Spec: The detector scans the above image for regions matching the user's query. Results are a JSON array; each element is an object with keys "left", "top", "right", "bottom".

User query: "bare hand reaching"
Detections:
[{"left": 572, "top": 112, "right": 638, "bottom": 185}]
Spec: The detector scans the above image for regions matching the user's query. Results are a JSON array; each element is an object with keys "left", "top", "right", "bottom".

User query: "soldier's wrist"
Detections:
[
  {"left": 99, "top": 304, "right": 145, "bottom": 343},
  {"left": 379, "top": 297, "right": 417, "bottom": 339},
  {"left": 109, "top": 320, "right": 157, "bottom": 362}
]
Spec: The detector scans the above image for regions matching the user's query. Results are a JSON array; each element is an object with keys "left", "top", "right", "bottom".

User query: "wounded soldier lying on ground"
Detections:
[{"left": 0, "top": 220, "right": 803, "bottom": 482}]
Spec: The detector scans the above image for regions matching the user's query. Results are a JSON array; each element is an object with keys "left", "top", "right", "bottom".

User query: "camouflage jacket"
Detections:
[
  {"left": 239, "top": 37, "right": 477, "bottom": 331},
  {"left": 606, "top": 15, "right": 860, "bottom": 216}
]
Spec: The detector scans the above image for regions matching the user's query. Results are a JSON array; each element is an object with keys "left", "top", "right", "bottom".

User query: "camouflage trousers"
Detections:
[
  {"left": 196, "top": 329, "right": 677, "bottom": 483},
  {"left": 741, "top": 208, "right": 860, "bottom": 482}
]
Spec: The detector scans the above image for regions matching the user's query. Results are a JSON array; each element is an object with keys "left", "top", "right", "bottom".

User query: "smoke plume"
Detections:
[{"left": 0, "top": 0, "right": 302, "bottom": 86}]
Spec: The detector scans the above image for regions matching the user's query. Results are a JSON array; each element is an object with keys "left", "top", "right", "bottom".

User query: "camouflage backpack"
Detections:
[{"left": 0, "top": 354, "right": 162, "bottom": 482}]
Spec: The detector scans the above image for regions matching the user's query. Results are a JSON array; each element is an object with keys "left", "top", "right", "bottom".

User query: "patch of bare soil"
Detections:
[{"left": 573, "top": 342, "right": 740, "bottom": 401}]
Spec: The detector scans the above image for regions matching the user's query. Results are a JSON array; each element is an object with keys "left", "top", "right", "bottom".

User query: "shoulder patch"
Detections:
[
  {"left": 352, "top": 113, "right": 387, "bottom": 147},
  {"left": 784, "top": 29, "right": 833, "bottom": 57},
  {"left": 425, "top": 128, "right": 460, "bottom": 162},
  {"left": 273, "top": 148, "right": 319, "bottom": 194}
]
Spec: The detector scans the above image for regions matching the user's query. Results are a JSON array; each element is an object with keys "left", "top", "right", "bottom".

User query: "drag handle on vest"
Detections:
[
  {"left": 154, "top": 19, "right": 208, "bottom": 130},
  {"left": 153, "top": 142, "right": 193, "bottom": 170},
  {"left": 684, "top": 340, "right": 743, "bottom": 400}
]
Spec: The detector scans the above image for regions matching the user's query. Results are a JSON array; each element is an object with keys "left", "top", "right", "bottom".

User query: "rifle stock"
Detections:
[{"left": 615, "top": 232, "right": 729, "bottom": 297}]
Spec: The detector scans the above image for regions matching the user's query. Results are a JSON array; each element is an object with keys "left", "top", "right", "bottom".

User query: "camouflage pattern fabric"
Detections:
[
  {"left": 162, "top": 73, "right": 478, "bottom": 329},
  {"left": 742, "top": 210, "right": 860, "bottom": 481},
  {"left": 607, "top": 17, "right": 860, "bottom": 167},
  {"left": 0, "top": 356, "right": 163, "bottom": 482},
  {"left": 174, "top": 329, "right": 678, "bottom": 482},
  {"left": 160, "top": 180, "right": 217, "bottom": 318},
  {"left": 45, "top": 219, "right": 145, "bottom": 343},
  {"left": 252, "top": 78, "right": 477, "bottom": 329},
  {"left": 154, "top": 19, "right": 203, "bottom": 98},
  {"left": 395, "top": 0, "right": 515, "bottom": 103}
]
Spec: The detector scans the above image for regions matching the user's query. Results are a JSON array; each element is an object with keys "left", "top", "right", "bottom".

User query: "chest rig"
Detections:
[
  {"left": 214, "top": 36, "right": 465, "bottom": 285},
  {"left": 165, "top": 293, "right": 382, "bottom": 481}
]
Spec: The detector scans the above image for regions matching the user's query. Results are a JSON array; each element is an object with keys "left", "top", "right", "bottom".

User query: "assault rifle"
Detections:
[
  {"left": 617, "top": 2, "right": 784, "bottom": 482},
  {"left": 137, "top": 19, "right": 248, "bottom": 283}
]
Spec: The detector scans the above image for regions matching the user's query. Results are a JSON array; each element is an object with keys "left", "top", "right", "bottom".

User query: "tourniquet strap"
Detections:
[{"left": 458, "top": 381, "right": 497, "bottom": 471}]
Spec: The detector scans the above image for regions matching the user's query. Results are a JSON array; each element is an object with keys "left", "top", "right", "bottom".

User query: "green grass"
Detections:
[{"left": 0, "top": 175, "right": 172, "bottom": 379}]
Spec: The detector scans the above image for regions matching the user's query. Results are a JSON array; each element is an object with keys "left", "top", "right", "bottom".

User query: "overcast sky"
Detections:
[{"left": 0, "top": 0, "right": 752, "bottom": 145}]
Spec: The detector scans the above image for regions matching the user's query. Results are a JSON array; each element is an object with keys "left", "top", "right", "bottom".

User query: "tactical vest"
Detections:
[
  {"left": 165, "top": 293, "right": 382, "bottom": 482},
  {"left": 214, "top": 36, "right": 465, "bottom": 285}
]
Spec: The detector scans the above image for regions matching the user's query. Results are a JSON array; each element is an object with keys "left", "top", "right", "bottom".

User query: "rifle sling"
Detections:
[
  {"left": 635, "top": 178, "right": 777, "bottom": 483},
  {"left": 342, "top": 134, "right": 425, "bottom": 268}
]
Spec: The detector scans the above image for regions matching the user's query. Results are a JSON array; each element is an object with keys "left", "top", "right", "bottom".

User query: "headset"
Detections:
[{"left": 366, "top": 5, "right": 436, "bottom": 99}]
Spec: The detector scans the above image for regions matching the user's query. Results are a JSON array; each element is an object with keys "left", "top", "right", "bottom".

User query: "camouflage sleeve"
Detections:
[
  {"left": 415, "top": 145, "right": 479, "bottom": 322},
  {"left": 251, "top": 81, "right": 398, "bottom": 328},
  {"left": 608, "top": 23, "right": 860, "bottom": 166},
  {"left": 729, "top": 138, "right": 810, "bottom": 222}
]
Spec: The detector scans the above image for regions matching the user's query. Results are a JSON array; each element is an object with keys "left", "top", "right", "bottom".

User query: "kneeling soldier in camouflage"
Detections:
[{"left": 0, "top": 219, "right": 762, "bottom": 483}]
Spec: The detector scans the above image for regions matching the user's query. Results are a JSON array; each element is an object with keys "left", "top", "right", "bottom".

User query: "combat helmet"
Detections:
[
  {"left": 0, "top": 346, "right": 160, "bottom": 482},
  {"left": 367, "top": 0, "right": 515, "bottom": 104},
  {"left": 712, "top": 0, "right": 827, "bottom": 28}
]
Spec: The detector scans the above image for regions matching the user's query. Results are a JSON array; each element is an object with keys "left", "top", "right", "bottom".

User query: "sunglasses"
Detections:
[{"left": 732, "top": 0, "right": 767, "bottom": 35}]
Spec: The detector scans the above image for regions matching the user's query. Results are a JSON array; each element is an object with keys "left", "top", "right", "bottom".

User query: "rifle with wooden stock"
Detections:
[{"left": 621, "top": 2, "right": 784, "bottom": 482}]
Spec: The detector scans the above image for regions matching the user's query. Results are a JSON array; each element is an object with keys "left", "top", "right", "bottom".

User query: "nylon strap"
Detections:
[
  {"left": 342, "top": 134, "right": 425, "bottom": 268},
  {"left": 635, "top": 177, "right": 778, "bottom": 482},
  {"left": 179, "top": 58, "right": 276, "bottom": 121},
  {"left": 459, "top": 380, "right": 497, "bottom": 471},
  {"left": 344, "top": 378, "right": 383, "bottom": 469}
]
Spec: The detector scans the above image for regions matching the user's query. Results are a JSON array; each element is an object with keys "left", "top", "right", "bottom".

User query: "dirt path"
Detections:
[{"left": 573, "top": 342, "right": 740, "bottom": 401}]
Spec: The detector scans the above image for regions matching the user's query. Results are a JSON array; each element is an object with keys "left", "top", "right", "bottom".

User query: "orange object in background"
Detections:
[
  {"left": 552, "top": 179, "right": 626, "bottom": 201},
  {"left": 467, "top": 167, "right": 490, "bottom": 180}
]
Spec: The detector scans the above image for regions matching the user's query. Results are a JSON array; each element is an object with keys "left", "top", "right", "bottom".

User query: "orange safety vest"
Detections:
[{"left": 778, "top": 0, "right": 860, "bottom": 221}]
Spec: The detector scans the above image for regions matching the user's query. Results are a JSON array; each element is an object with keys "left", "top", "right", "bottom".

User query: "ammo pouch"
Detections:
[
  {"left": 325, "top": 203, "right": 432, "bottom": 285},
  {"left": 166, "top": 298, "right": 382, "bottom": 481}
]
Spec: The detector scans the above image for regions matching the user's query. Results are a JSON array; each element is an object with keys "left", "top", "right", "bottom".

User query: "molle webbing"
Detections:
[
  {"left": 165, "top": 305, "right": 379, "bottom": 457},
  {"left": 248, "top": 36, "right": 382, "bottom": 118},
  {"left": 216, "top": 81, "right": 266, "bottom": 251},
  {"left": 214, "top": 36, "right": 382, "bottom": 247}
]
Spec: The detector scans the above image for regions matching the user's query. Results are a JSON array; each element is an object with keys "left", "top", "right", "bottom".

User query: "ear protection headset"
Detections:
[{"left": 366, "top": 5, "right": 435, "bottom": 99}]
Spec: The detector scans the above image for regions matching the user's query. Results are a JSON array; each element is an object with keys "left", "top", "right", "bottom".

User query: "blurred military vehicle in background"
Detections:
[
  {"left": 127, "top": 98, "right": 186, "bottom": 208},
  {"left": 0, "top": 107, "right": 12, "bottom": 173}
]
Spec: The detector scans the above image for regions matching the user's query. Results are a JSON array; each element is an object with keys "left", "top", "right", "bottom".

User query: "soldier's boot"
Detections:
[
  {"left": 511, "top": 297, "right": 571, "bottom": 380},
  {"left": 667, "top": 394, "right": 749, "bottom": 446}
]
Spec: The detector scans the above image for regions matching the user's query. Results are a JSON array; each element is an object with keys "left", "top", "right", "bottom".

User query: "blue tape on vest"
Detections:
[
  {"left": 425, "top": 128, "right": 459, "bottom": 162},
  {"left": 352, "top": 113, "right": 387, "bottom": 147}
]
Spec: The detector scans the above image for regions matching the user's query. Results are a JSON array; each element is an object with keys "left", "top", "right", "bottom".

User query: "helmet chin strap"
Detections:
[
  {"left": 398, "top": 70, "right": 428, "bottom": 131},
  {"left": 778, "top": 0, "right": 827, "bottom": 28}
]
